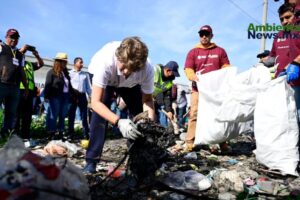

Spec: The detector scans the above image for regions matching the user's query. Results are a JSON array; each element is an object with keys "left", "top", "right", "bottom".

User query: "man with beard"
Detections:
[
  {"left": 153, "top": 61, "right": 180, "bottom": 128},
  {"left": 184, "top": 25, "right": 230, "bottom": 152}
]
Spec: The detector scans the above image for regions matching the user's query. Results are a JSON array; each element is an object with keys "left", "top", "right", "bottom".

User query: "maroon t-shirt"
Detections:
[
  {"left": 184, "top": 44, "right": 230, "bottom": 91},
  {"left": 185, "top": 45, "right": 229, "bottom": 74},
  {"left": 270, "top": 31, "right": 300, "bottom": 86}
]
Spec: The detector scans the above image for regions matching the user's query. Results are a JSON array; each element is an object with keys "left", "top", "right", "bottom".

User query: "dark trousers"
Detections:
[
  {"left": 68, "top": 93, "right": 89, "bottom": 138},
  {"left": 86, "top": 85, "right": 143, "bottom": 161},
  {"left": 15, "top": 89, "right": 35, "bottom": 139},
  {"left": 0, "top": 83, "right": 20, "bottom": 135}
]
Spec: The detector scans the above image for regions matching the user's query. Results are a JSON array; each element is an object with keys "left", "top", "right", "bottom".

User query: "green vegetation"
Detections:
[{"left": 0, "top": 109, "right": 121, "bottom": 147}]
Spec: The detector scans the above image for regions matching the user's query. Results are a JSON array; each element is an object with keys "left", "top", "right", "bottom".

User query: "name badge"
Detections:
[{"left": 13, "top": 58, "right": 19, "bottom": 66}]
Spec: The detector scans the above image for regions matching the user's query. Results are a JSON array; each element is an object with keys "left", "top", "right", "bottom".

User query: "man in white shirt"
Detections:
[
  {"left": 84, "top": 37, "right": 155, "bottom": 174},
  {"left": 68, "top": 57, "right": 92, "bottom": 139}
]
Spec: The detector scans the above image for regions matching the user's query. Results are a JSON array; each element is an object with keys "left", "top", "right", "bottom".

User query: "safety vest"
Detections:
[
  {"left": 153, "top": 65, "right": 173, "bottom": 98},
  {"left": 20, "top": 61, "right": 35, "bottom": 90}
]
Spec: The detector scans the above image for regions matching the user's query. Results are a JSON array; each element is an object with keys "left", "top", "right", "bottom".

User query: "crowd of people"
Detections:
[{"left": 0, "top": 1, "right": 300, "bottom": 174}]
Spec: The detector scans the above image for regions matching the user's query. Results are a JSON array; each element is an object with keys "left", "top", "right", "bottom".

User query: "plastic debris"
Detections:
[
  {"left": 44, "top": 140, "right": 79, "bottom": 157},
  {"left": 80, "top": 139, "right": 89, "bottom": 149},
  {"left": 184, "top": 152, "right": 197, "bottom": 159},
  {"left": 0, "top": 135, "right": 90, "bottom": 199},
  {"left": 243, "top": 177, "right": 256, "bottom": 186},
  {"left": 162, "top": 170, "right": 211, "bottom": 191},
  {"left": 227, "top": 159, "right": 238, "bottom": 165},
  {"left": 107, "top": 165, "right": 125, "bottom": 178}
]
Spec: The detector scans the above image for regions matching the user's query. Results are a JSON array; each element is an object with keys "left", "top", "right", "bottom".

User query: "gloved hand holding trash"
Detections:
[{"left": 117, "top": 119, "right": 143, "bottom": 140}]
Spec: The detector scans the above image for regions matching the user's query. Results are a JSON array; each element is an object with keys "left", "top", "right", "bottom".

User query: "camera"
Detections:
[{"left": 26, "top": 45, "right": 36, "bottom": 52}]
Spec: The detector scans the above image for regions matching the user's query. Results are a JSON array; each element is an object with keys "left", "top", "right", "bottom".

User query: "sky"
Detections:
[{"left": 0, "top": 0, "right": 285, "bottom": 84}]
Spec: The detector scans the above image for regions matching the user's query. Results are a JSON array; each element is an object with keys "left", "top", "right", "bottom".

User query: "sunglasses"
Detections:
[
  {"left": 8, "top": 36, "right": 19, "bottom": 41},
  {"left": 199, "top": 31, "right": 211, "bottom": 37}
]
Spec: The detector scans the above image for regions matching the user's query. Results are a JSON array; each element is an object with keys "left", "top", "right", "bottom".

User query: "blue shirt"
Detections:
[{"left": 69, "top": 69, "right": 92, "bottom": 96}]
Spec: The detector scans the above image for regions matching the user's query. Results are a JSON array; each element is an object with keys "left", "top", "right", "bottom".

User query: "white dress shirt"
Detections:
[{"left": 69, "top": 69, "right": 92, "bottom": 96}]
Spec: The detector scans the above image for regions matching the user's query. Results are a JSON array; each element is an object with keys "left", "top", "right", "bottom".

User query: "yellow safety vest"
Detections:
[
  {"left": 20, "top": 61, "right": 35, "bottom": 90},
  {"left": 153, "top": 65, "right": 173, "bottom": 98}
]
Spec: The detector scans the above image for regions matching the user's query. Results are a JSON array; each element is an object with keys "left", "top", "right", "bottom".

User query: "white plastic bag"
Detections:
[
  {"left": 194, "top": 67, "right": 267, "bottom": 144},
  {"left": 254, "top": 76, "right": 299, "bottom": 176},
  {"left": 217, "top": 65, "right": 271, "bottom": 122}
]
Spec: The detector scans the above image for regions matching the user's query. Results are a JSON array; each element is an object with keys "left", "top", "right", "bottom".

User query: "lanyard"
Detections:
[{"left": 10, "top": 47, "right": 16, "bottom": 58}]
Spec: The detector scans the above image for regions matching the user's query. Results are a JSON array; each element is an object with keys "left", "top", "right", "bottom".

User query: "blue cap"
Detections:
[{"left": 165, "top": 61, "right": 180, "bottom": 77}]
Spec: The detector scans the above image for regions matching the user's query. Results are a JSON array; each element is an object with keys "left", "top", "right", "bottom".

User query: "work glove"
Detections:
[
  {"left": 117, "top": 119, "right": 143, "bottom": 140},
  {"left": 286, "top": 63, "right": 300, "bottom": 83}
]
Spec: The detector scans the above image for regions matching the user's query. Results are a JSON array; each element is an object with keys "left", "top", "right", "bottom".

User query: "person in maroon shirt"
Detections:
[
  {"left": 270, "top": 3, "right": 300, "bottom": 127},
  {"left": 283, "top": 0, "right": 300, "bottom": 26},
  {"left": 184, "top": 25, "right": 230, "bottom": 152}
]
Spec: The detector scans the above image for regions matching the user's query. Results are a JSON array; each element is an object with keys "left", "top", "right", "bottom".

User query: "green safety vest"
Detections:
[
  {"left": 153, "top": 64, "right": 173, "bottom": 98},
  {"left": 20, "top": 61, "right": 35, "bottom": 90}
]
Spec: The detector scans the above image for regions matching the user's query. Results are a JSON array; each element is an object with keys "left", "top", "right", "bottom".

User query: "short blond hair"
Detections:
[{"left": 115, "top": 37, "right": 148, "bottom": 72}]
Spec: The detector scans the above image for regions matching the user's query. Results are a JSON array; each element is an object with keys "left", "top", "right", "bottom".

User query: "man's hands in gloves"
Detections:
[{"left": 117, "top": 119, "right": 143, "bottom": 140}]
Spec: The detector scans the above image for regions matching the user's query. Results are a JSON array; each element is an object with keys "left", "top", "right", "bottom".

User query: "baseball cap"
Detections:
[
  {"left": 6, "top": 28, "right": 20, "bottom": 39},
  {"left": 165, "top": 61, "right": 180, "bottom": 77},
  {"left": 256, "top": 50, "right": 270, "bottom": 58},
  {"left": 198, "top": 25, "right": 213, "bottom": 34}
]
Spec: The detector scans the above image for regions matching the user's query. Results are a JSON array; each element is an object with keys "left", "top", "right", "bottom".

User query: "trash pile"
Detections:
[
  {"left": 82, "top": 118, "right": 300, "bottom": 199},
  {"left": 0, "top": 135, "right": 90, "bottom": 200},
  {"left": 1, "top": 127, "right": 300, "bottom": 199}
]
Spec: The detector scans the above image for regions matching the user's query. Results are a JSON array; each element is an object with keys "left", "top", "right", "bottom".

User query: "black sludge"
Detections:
[{"left": 127, "top": 119, "right": 177, "bottom": 182}]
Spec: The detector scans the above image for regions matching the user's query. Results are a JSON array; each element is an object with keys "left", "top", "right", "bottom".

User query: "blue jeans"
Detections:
[
  {"left": 0, "top": 83, "right": 20, "bottom": 134},
  {"left": 46, "top": 93, "right": 70, "bottom": 133},
  {"left": 86, "top": 85, "right": 143, "bottom": 161},
  {"left": 155, "top": 105, "right": 168, "bottom": 128},
  {"left": 177, "top": 106, "right": 187, "bottom": 127}
]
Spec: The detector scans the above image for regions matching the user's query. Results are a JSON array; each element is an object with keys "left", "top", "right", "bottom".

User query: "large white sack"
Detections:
[
  {"left": 217, "top": 64, "right": 271, "bottom": 122},
  {"left": 254, "top": 76, "right": 299, "bottom": 176},
  {"left": 194, "top": 67, "right": 253, "bottom": 144}
]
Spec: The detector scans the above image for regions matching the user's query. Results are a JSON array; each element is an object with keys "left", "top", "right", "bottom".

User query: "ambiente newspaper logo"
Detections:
[{"left": 248, "top": 23, "right": 300, "bottom": 39}]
